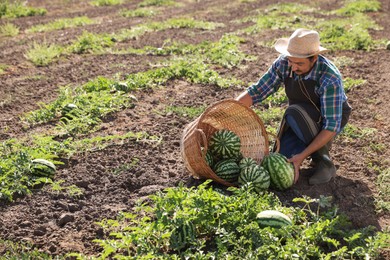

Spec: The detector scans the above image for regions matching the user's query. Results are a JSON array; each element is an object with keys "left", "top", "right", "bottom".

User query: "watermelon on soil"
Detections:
[
  {"left": 261, "top": 153, "right": 294, "bottom": 191},
  {"left": 256, "top": 210, "right": 292, "bottom": 228},
  {"left": 31, "top": 158, "right": 56, "bottom": 178}
]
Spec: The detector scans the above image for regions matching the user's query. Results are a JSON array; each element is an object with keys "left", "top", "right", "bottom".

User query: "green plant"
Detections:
[
  {"left": 25, "top": 41, "right": 63, "bottom": 66},
  {"left": 90, "top": 0, "right": 124, "bottom": 6},
  {"left": 92, "top": 182, "right": 388, "bottom": 258},
  {"left": 375, "top": 167, "right": 390, "bottom": 213},
  {"left": 164, "top": 105, "right": 205, "bottom": 118},
  {"left": 0, "top": 63, "right": 9, "bottom": 74},
  {"left": 0, "top": 22, "right": 19, "bottom": 36},
  {"left": 120, "top": 7, "right": 157, "bottom": 18},
  {"left": 69, "top": 31, "right": 116, "bottom": 54},
  {"left": 138, "top": 0, "right": 176, "bottom": 7},
  {"left": 26, "top": 16, "right": 95, "bottom": 33},
  {"left": 343, "top": 77, "right": 366, "bottom": 92},
  {"left": 0, "top": 0, "right": 46, "bottom": 18},
  {"left": 334, "top": 0, "right": 381, "bottom": 16},
  {"left": 316, "top": 14, "right": 379, "bottom": 51}
]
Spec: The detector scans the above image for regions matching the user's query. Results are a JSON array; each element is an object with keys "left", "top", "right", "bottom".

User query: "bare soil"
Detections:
[{"left": 0, "top": 0, "right": 389, "bottom": 257}]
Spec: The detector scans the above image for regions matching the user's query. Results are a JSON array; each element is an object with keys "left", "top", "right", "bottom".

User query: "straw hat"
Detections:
[{"left": 274, "top": 28, "right": 328, "bottom": 58}]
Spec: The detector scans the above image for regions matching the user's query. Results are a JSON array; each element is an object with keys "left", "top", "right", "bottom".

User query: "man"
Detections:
[{"left": 235, "top": 28, "right": 351, "bottom": 185}]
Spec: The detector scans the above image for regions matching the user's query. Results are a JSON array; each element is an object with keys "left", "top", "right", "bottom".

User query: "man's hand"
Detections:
[{"left": 288, "top": 153, "right": 306, "bottom": 184}]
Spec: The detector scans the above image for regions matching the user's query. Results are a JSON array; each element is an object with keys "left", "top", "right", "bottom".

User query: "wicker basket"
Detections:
[{"left": 180, "top": 99, "right": 271, "bottom": 187}]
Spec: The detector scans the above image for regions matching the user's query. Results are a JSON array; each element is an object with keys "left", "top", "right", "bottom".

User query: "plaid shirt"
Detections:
[{"left": 247, "top": 55, "right": 348, "bottom": 133}]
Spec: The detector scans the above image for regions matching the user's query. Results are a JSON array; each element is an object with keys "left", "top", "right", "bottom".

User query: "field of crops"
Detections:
[{"left": 0, "top": 0, "right": 389, "bottom": 258}]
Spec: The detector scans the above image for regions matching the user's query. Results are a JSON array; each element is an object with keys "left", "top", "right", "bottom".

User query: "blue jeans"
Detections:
[{"left": 278, "top": 115, "right": 307, "bottom": 159}]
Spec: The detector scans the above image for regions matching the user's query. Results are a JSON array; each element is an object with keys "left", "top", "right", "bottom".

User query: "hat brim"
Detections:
[{"left": 274, "top": 38, "right": 328, "bottom": 58}]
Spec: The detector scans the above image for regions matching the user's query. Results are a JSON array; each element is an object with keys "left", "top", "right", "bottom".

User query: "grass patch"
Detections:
[
  {"left": 0, "top": 0, "right": 46, "bottom": 18},
  {"left": 163, "top": 105, "right": 206, "bottom": 118},
  {"left": 334, "top": 0, "right": 381, "bottom": 16},
  {"left": 120, "top": 7, "right": 157, "bottom": 18},
  {"left": 68, "top": 31, "right": 116, "bottom": 54},
  {"left": 0, "top": 22, "right": 19, "bottom": 36},
  {"left": 375, "top": 167, "right": 390, "bottom": 214},
  {"left": 343, "top": 77, "right": 366, "bottom": 92},
  {"left": 0, "top": 63, "right": 9, "bottom": 74},
  {"left": 138, "top": 0, "right": 177, "bottom": 7},
  {"left": 120, "top": 34, "right": 253, "bottom": 68},
  {"left": 26, "top": 16, "right": 95, "bottom": 33},
  {"left": 90, "top": 0, "right": 124, "bottom": 6},
  {"left": 25, "top": 41, "right": 63, "bottom": 66},
  {"left": 316, "top": 14, "right": 379, "bottom": 51}
]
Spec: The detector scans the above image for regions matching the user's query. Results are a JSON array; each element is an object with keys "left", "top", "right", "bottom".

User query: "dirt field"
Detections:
[{"left": 0, "top": 0, "right": 389, "bottom": 257}]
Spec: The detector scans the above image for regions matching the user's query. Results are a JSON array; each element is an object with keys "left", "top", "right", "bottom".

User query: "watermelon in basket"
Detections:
[{"left": 180, "top": 99, "right": 271, "bottom": 187}]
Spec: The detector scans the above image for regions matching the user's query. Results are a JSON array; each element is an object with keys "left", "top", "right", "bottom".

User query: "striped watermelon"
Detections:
[
  {"left": 61, "top": 103, "right": 78, "bottom": 118},
  {"left": 256, "top": 210, "right": 292, "bottom": 228},
  {"left": 209, "top": 129, "right": 241, "bottom": 159},
  {"left": 169, "top": 221, "right": 195, "bottom": 251},
  {"left": 239, "top": 157, "right": 257, "bottom": 170},
  {"left": 213, "top": 159, "right": 240, "bottom": 183},
  {"left": 261, "top": 153, "right": 294, "bottom": 191},
  {"left": 238, "top": 165, "right": 270, "bottom": 192},
  {"left": 205, "top": 150, "right": 214, "bottom": 168},
  {"left": 31, "top": 159, "right": 56, "bottom": 178}
]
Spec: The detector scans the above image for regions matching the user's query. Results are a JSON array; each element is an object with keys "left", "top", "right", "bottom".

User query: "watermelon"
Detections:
[
  {"left": 61, "top": 103, "right": 78, "bottom": 117},
  {"left": 261, "top": 153, "right": 294, "bottom": 191},
  {"left": 209, "top": 129, "right": 241, "bottom": 159},
  {"left": 169, "top": 221, "right": 195, "bottom": 250},
  {"left": 31, "top": 159, "right": 56, "bottom": 178},
  {"left": 256, "top": 210, "right": 292, "bottom": 228},
  {"left": 205, "top": 150, "right": 214, "bottom": 168},
  {"left": 239, "top": 157, "right": 257, "bottom": 170},
  {"left": 213, "top": 159, "right": 240, "bottom": 183},
  {"left": 238, "top": 165, "right": 270, "bottom": 192}
]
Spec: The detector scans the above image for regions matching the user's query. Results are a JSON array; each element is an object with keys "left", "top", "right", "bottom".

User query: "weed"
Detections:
[
  {"left": 25, "top": 41, "right": 63, "bottom": 66},
  {"left": 164, "top": 105, "right": 205, "bottom": 118},
  {"left": 26, "top": 16, "right": 95, "bottom": 33},
  {"left": 138, "top": 0, "right": 176, "bottom": 7},
  {"left": 120, "top": 7, "right": 157, "bottom": 18},
  {"left": 334, "top": 0, "right": 381, "bottom": 16},
  {"left": 343, "top": 77, "right": 366, "bottom": 92},
  {"left": 0, "top": 0, "right": 46, "bottom": 18},
  {"left": 0, "top": 22, "right": 19, "bottom": 36},
  {"left": 90, "top": 0, "right": 124, "bottom": 6}
]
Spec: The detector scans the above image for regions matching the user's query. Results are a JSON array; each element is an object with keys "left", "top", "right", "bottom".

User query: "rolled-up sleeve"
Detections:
[{"left": 247, "top": 58, "right": 285, "bottom": 104}]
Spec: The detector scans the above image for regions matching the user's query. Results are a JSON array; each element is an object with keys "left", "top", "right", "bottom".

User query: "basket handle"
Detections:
[
  {"left": 267, "top": 132, "right": 280, "bottom": 153},
  {"left": 196, "top": 128, "right": 208, "bottom": 158}
]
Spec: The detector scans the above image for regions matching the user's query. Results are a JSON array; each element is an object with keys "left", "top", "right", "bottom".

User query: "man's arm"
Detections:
[
  {"left": 288, "top": 129, "right": 337, "bottom": 183},
  {"left": 235, "top": 91, "right": 253, "bottom": 107}
]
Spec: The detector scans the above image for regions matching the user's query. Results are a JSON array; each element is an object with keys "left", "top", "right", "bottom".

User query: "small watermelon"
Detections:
[
  {"left": 61, "top": 103, "right": 78, "bottom": 117},
  {"left": 213, "top": 159, "right": 240, "bottom": 183},
  {"left": 256, "top": 210, "right": 292, "bottom": 228},
  {"left": 209, "top": 129, "right": 241, "bottom": 160},
  {"left": 261, "top": 153, "right": 294, "bottom": 191},
  {"left": 169, "top": 221, "right": 195, "bottom": 251},
  {"left": 239, "top": 157, "right": 257, "bottom": 170},
  {"left": 31, "top": 159, "right": 56, "bottom": 178},
  {"left": 238, "top": 165, "right": 270, "bottom": 192}
]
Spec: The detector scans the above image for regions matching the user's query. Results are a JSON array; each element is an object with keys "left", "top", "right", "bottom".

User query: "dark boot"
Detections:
[
  {"left": 308, "top": 139, "right": 333, "bottom": 168},
  {"left": 309, "top": 145, "right": 336, "bottom": 185}
]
